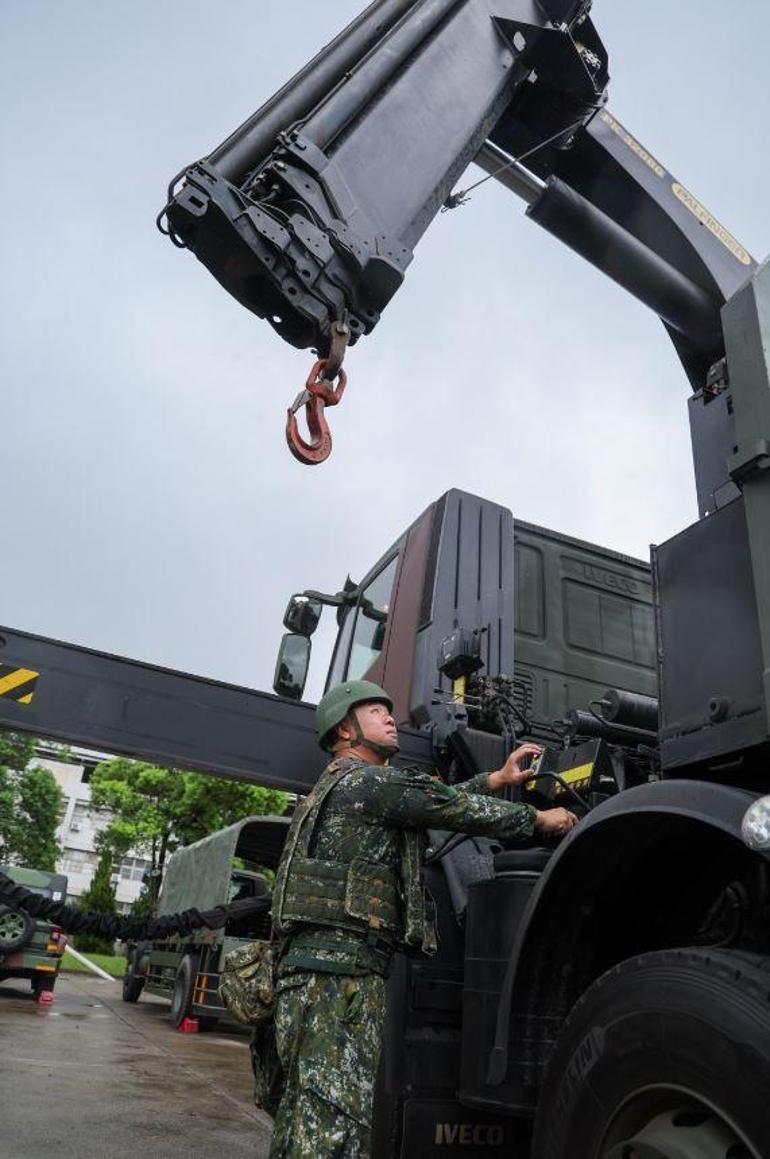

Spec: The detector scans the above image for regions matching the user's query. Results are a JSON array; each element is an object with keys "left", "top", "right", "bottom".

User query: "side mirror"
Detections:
[
  {"left": 283, "top": 594, "right": 323, "bottom": 637},
  {"left": 273, "top": 633, "right": 311, "bottom": 699}
]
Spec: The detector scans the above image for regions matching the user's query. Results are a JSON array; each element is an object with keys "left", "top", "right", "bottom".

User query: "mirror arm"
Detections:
[{"left": 301, "top": 587, "right": 358, "bottom": 607}]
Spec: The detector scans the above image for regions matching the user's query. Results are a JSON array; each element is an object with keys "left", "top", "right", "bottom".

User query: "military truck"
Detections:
[
  {"left": 153, "top": 0, "right": 770, "bottom": 1148},
  {"left": 267, "top": 488, "right": 679, "bottom": 1156},
  {"left": 122, "top": 816, "right": 287, "bottom": 1029},
  {"left": 0, "top": 866, "right": 68, "bottom": 1002},
  {"left": 4, "top": 1, "right": 770, "bottom": 1153}
]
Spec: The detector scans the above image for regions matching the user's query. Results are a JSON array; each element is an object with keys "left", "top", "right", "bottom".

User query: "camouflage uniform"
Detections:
[
  {"left": 271, "top": 970, "right": 385, "bottom": 1157},
  {"left": 267, "top": 758, "right": 536, "bottom": 1158}
]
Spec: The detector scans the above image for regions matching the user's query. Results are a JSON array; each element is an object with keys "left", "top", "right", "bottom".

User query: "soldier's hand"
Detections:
[
  {"left": 534, "top": 807, "right": 578, "bottom": 837},
  {"left": 487, "top": 743, "right": 543, "bottom": 792}
]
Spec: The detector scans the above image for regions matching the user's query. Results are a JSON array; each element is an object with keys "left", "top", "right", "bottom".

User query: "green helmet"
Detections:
[{"left": 315, "top": 680, "right": 394, "bottom": 751}]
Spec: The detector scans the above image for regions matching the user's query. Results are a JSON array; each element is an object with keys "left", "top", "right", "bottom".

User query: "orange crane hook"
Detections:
[{"left": 285, "top": 358, "right": 348, "bottom": 466}]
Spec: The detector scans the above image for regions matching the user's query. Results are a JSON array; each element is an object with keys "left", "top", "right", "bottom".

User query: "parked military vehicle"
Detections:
[
  {"left": 122, "top": 817, "right": 286, "bottom": 1029},
  {"left": 0, "top": 866, "right": 68, "bottom": 1001}
]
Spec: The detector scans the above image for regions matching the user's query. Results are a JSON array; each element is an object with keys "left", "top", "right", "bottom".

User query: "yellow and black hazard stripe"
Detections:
[{"left": 0, "top": 664, "right": 39, "bottom": 705}]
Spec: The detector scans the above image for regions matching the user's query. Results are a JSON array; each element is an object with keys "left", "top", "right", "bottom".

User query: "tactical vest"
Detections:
[{"left": 272, "top": 760, "right": 437, "bottom": 957}]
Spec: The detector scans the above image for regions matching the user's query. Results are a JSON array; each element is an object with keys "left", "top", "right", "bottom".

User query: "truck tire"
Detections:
[
  {"left": 169, "top": 954, "right": 196, "bottom": 1028},
  {"left": 532, "top": 948, "right": 770, "bottom": 1159},
  {"left": 122, "top": 950, "right": 145, "bottom": 1003},
  {"left": 0, "top": 905, "right": 35, "bottom": 953}
]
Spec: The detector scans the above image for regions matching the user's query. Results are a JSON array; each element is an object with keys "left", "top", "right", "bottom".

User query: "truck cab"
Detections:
[{"left": 277, "top": 487, "right": 655, "bottom": 744}]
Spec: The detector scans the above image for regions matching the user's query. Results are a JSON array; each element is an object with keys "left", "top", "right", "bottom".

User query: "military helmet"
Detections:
[{"left": 315, "top": 680, "right": 394, "bottom": 750}]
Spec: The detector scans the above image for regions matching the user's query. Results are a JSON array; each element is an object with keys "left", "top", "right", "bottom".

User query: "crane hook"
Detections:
[{"left": 285, "top": 358, "right": 348, "bottom": 465}]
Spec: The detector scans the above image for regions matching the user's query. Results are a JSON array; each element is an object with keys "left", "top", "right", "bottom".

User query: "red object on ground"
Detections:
[
  {"left": 177, "top": 1017, "right": 199, "bottom": 1033},
  {"left": 36, "top": 990, "right": 55, "bottom": 1005}
]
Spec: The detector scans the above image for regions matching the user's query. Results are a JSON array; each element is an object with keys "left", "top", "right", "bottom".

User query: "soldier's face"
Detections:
[{"left": 339, "top": 702, "right": 398, "bottom": 753}]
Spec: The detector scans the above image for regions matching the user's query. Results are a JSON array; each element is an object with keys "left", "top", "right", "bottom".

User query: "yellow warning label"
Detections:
[
  {"left": 671, "top": 183, "right": 753, "bottom": 265},
  {"left": 0, "top": 665, "right": 39, "bottom": 705},
  {"left": 554, "top": 761, "right": 594, "bottom": 791},
  {"left": 526, "top": 761, "right": 594, "bottom": 794}
]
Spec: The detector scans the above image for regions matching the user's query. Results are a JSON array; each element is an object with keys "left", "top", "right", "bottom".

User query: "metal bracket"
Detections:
[{"left": 729, "top": 437, "right": 770, "bottom": 483}]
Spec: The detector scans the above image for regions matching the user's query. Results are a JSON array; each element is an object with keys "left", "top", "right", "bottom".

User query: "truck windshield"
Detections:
[{"left": 327, "top": 555, "right": 398, "bottom": 685}]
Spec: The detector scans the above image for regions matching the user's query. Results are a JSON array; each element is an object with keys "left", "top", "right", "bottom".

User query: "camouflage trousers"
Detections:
[{"left": 269, "top": 970, "right": 386, "bottom": 1159}]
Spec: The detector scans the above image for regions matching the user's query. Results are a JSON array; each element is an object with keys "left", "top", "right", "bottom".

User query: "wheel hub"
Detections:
[
  {"left": 0, "top": 910, "right": 26, "bottom": 943},
  {"left": 605, "top": 1103, "right": 755, "bottom": 1159}
]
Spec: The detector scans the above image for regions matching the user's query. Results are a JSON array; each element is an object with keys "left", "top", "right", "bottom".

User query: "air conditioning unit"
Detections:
[{"left": 70, "top": 822, "right": 81, "bottom": 831}]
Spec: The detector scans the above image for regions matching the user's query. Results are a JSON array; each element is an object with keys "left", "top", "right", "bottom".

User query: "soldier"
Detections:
[{"left": 268, "top": 680, "right": 577, "bottom": 1158}]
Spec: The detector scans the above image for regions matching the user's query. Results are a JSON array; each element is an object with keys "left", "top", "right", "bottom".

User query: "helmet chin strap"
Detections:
[{"left": 332, "top": 709, "right": 400, "bottom": 759}]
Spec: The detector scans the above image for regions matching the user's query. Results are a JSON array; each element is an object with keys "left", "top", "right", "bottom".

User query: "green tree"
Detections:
[
  {"left": 90, "top": 758, "right": 289, "bottom": 903},
  {"left": 13, "top": 765, "right": 65, "bottom": 870},
  {"left": 0, "top": 766, "right": 16, "bottom": 856},
  {"left": 75, "top": 849, "right": 118, "bottom": 954},
  {"left": 0, "top": 731, "right": 64, "bottom": 870}
]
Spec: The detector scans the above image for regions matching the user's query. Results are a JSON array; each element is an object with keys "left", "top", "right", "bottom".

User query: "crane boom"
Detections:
[{"left": 161, "top": 0, "right": 754, "bottom": 395}]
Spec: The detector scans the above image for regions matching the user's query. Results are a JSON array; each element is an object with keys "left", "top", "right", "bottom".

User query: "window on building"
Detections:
[
  {"left": 70, "top": 800, "right": 111, "bottom": 831},
  {"left": 59, "top": 851, "right": 98, "bottom": 874},
  {"left": 69, "top": 801, "right": 91, "bottom": 831},
  {"left": 119, "top": 856, "right": 151, "bottom": 883}
]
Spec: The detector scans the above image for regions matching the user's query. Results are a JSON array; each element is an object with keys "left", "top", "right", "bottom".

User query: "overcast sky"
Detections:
[{"left": 1, "top": 1, "right": 768, "bottom": 702}]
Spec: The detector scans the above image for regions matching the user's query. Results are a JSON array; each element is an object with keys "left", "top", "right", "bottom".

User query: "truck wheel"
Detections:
[
  {"left": 0, "top": 905, "right": 35, "bottom": 953},
  {"left": 532, "top": 948, "right": 770, "bottom": 1159},
  {"left": 122, "top": 951, "right": 145, "bottom": 1003},
  {"left": 169, "top": 955, "right": 196, "bottom": 1028}
]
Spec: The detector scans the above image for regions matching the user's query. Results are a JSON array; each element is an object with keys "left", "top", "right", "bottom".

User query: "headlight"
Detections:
[{"left": 741, "top": 795, "right": 770, "bottom": 851}]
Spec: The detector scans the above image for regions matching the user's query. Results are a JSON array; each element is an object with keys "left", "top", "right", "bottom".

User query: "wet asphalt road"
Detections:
[{"left": 0, "top": 971, "right": 272, "bottom": 1158}]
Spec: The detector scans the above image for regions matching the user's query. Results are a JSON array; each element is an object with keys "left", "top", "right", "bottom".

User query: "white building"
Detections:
[{"left": 35, "top": 742, "right": 150, "bottom": 912}]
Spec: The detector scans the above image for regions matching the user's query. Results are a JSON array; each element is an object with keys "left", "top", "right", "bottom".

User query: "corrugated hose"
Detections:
[{"left": 0, "top": 867, "right": 270, "bottom": 941}]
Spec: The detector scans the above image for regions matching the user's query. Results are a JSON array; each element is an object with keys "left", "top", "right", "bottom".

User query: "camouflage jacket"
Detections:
[{"left": 273, "top": 758, "right": 537, "bottom": 977}]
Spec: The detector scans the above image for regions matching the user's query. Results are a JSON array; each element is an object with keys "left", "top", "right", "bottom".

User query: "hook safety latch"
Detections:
[{"left": 285, "top": 358, "right": 348, "bottom": 465}]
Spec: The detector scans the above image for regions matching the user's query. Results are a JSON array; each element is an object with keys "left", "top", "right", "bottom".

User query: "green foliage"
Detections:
[
  {"left": 129, "top": 888, "right": 153, "bottom": 918},
  {"left": 0, "top": 731, "right": 64, "bottom": 870},
  {"left": 0, "top": 732, "right": 37, "bottom": 771},
  {"left": 0, "top": 767, "right": 16, "bottom": 855},
  {"left": 90, "top": 757, "right": 289, "bottom": 902},
  {"left": 13, "top": 766, "right": 65, "bottom": 870},
  {"left": 76, "top": 850, "right": 117, "bottom": 954},
  {"left": 81, "top": 849, "right": 117, "bottom": 913}
]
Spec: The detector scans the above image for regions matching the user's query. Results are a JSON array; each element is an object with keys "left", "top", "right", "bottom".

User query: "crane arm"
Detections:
[{"left": 160, "top": 0, "right": 755, "bottom": 432}]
